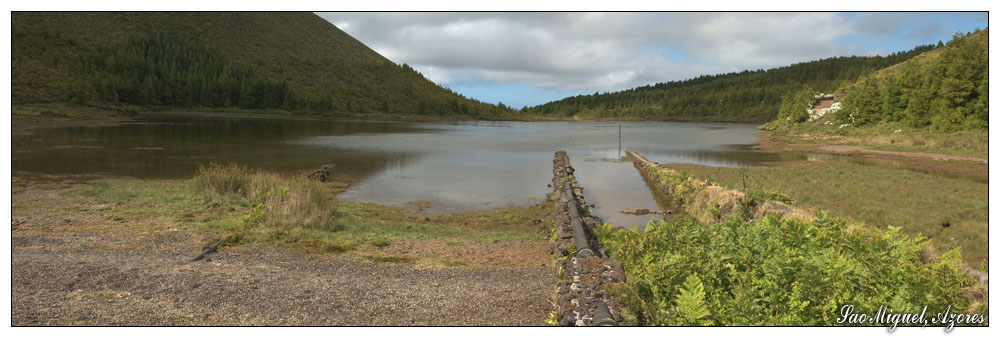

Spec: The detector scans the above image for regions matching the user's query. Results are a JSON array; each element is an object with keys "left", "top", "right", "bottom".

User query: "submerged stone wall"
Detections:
[{"left": 549, "top": 151, "right": 625, "bottom": 326}]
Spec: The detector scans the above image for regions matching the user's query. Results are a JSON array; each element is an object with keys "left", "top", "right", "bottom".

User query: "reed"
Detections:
[{"left": 196, "top": 163, "right": 337, "bottom": 231}]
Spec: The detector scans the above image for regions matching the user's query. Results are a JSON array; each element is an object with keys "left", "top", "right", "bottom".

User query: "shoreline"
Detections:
[
  {"left": 11, "top": 167, "right": 558, "bottom": 325},
  {"left": 754, "top": 130, "right": 987, "bottom": 165},
  {"left": 11, "top": 103, "right": 772, "bottom": 130}
]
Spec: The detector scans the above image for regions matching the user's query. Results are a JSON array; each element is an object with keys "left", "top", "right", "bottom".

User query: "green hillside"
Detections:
[
  {"left": 769, "top": 28, "right": 987, "bottom": 132},
  {"left": 12, "top": 12, "right": 515, "bottom": 117},
  {"left": 835, "top": 29, "right": 987, "bottom": 131},
  {"left": 524, "top": 45, "right": 937, "bottom": 122}
]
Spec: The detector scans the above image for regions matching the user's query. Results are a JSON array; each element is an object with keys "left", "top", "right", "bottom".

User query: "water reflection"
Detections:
[
  {"left": 14, "top": 115, "right": 774, "bottom": 224},
  {"left": 13, "top": 113, "right": 425, "bottom": 179},
  {"left": 292, "top": 121, "right": 767, "bottom": 218}
]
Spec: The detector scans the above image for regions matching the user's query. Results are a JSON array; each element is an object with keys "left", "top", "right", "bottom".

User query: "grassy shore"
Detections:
[
  {"left": 14, "top": 165, "right": 553, "bottom": 269},
  {"left": 666, "top": 131, "right": 988, "bottom": 267},
  {"left": 761, "top": 123, "right": 988, "bottom": 160}
]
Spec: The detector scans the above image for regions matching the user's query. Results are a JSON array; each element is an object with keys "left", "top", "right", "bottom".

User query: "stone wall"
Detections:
[
  {"left": 626, "top": 150, "right": 815, "bottom": 224},
  {"left": 549, "top": 151, "right": 626, "bottom": 326}
]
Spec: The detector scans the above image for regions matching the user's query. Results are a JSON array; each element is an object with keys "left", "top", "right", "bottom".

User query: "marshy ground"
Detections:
[{"left": 666, "top": 131, "right": 988, "bottom": 267}]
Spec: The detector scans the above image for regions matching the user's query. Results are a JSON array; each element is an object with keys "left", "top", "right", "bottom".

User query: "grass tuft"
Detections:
[{"left": 196, "top": 163, "right": 338, "bottom": 231}]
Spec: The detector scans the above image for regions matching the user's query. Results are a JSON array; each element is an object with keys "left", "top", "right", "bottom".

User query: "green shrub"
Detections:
[
  {"left": 750, "top": 189, "right": 794, "bottom": 205},
  {"left": 371, "top": 238, "right": 391, "bottom": 248},
  {"left": 776, "top": 86, "right": 817, "bottom": 124},
  {"left": 595, "top": 213, "right": 977, "bottom": 326},
  {"left": 196, "top": 163, "right": 338, "bottom": 231}
]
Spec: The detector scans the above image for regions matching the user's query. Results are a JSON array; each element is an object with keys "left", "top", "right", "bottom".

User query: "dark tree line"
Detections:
[
  {"left": 524, "top": 44, "right": 937, "bottom": 122},
  {"left": 12, "top": 28, "right": 518, "bottom": 117},
  {"left": 67, "top": 33, "right": 292, "bottom": 109}
]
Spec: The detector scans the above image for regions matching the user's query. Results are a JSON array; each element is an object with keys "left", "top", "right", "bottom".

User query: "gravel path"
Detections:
[{"left": 12, "top": 230, "right": 555, "bottom": 326}]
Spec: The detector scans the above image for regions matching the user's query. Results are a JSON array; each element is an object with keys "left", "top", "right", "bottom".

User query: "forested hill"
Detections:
[
  {"left": 12, "top": 12, "right": 515, "bottom": 117},
  {"left": 828, "top": 28, "right": 988, "bottom": 131},
  {"left": 524, "top": 44, "right": 937, "bottom": 122}
]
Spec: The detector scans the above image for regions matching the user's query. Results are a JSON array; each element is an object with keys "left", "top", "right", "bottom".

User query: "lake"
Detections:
[{"left": 13, "top": 113, "right": 775, "bottom": 227}]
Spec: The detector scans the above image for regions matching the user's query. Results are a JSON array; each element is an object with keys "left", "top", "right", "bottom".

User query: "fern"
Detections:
[
  {"left": 544, "top": 311, "right": 559, "bottom": 326},
  {"left": 594, "top": 213, "right": 981, "bottom": 326},
  {"left": 675, "top": 273, "right": 712, "bottom": 325}
]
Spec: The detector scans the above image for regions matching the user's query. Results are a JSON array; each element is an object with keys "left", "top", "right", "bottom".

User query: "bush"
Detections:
[
  {"left": 776, "top": 86, "right": 817, "bottom": 124},
  {"left": 595, "top": 213, "right": 977, "bottom": 326},
  {"left": 196, "top": 163, "right": 338, "bottom": 231}
]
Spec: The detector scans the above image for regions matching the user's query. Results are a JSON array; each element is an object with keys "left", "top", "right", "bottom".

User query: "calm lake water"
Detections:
[{"left": 14, "top": 113, "right": 779, "bottom": 226}]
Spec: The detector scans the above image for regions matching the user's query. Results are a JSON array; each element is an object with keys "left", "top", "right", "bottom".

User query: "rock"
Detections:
[{"left": 306, "top": 164, "right": 336, "bottom": 182}]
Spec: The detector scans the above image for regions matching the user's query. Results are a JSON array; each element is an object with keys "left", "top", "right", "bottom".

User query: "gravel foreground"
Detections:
[{"left": 12, "top": 229, "right": 555, "bottom": 326}]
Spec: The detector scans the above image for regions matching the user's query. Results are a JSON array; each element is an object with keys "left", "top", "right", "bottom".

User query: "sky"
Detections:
[{"left": 316, "top": 12, "right": 988, "bottom": 109}]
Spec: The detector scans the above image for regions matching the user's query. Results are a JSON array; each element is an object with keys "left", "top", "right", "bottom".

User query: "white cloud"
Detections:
[
  {"left": 316, "top": 12, "right": 985, "bottom": 95},
  {"left": 656, "top": 13, "right": 852, "bottom": 69}
]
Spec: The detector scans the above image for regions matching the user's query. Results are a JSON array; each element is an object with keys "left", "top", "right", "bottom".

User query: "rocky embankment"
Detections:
[
  {"left": 549, "top": 151, "right": 626, "bottom": 326},
  {"left": 626, "top": 151, "right": 814, "bottom": 224}
]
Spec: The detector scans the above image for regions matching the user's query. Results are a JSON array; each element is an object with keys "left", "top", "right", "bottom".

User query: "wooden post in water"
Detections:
[{"left": 618, "top": 124, "right": 622, "bottom": 158}]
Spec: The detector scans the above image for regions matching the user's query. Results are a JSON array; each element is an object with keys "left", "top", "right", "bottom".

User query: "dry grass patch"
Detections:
[{"left": 197, "top": 163, "right": 339, "bottom": 231}]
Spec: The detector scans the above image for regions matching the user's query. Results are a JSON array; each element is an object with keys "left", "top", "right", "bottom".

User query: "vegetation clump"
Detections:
[
  {"left": 776, "top": 86, "right": 818, "bottom": 124},
  {"left": 183, "top": 163, "right": 551, "bottom": 265},
  {"left": 197, "top": 163, "right": 339, "bottom": 232},
  {"left": 596, "top": 214, "right": 982, "bottom": 326},
  {"left": 194, "top": 163, "right": 359, "bottom": 249}
]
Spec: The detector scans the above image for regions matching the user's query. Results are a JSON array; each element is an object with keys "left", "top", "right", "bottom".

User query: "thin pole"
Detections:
[{"left": 618, "top": 124, "right": 622, "bottom": 158}]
